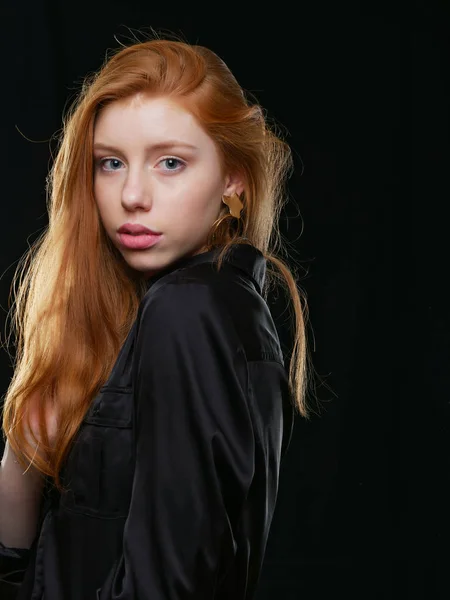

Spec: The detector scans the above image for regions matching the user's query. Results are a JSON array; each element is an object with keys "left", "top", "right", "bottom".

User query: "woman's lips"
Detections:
[{"left": 118, "top": 232, "right": 162, "bottom": 250}]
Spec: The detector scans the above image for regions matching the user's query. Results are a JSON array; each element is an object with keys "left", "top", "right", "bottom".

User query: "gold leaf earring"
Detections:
[{"left": 222, "top": 193, "right": 244, "bottom": 219}]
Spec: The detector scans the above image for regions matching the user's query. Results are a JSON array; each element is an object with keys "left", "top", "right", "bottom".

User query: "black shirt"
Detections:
[{"left": 0, "top": 242, "right": 295, "bottom": 600}]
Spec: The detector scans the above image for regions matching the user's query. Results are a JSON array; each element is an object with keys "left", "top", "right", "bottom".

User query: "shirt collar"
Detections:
[{"left": 146, "top": 242, "right": 267, "bottom": 295}]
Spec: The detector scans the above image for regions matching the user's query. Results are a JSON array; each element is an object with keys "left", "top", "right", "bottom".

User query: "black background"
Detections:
[{"left": 1, "top": 3, "right": 446, "bottom": 598}]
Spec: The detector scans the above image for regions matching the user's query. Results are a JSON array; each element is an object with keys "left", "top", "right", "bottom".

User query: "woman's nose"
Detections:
[{"left": 121, "top": 169, "right": 153, "bottom": 210}]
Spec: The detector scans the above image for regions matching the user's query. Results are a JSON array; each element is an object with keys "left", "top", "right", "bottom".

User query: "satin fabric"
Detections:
[{"left": 0, "top": 243, "right": 295, "bottom": 599}]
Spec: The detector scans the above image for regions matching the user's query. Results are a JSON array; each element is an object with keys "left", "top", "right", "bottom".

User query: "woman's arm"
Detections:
[
  {"left": 1, "top": 389, "right": 57, "bottom": 548},
  {"left": 97, "top": 282, "right": 255, "bottom": 599},
  {"left": 0, "top": 440, "right": 45, "bottom": 549}
]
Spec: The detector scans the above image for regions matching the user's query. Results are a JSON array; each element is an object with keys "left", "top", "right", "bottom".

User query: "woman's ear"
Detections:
[{"left": 223, "top": 172, "right": 245, "bottom": 197}]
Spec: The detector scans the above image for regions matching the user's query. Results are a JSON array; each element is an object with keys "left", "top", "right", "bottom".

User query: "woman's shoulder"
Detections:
[
  {"left": 139, "top": 270, "right": 227, "bottom": 328},
  {"left": 134, "top": 270, "right": 245, "bottom": 360},
  {"left": 141, "top": 257, "right": 236, "bottom": 311},
  {"left": 137, "top": 244, "right": 266, "bottom": 333}
]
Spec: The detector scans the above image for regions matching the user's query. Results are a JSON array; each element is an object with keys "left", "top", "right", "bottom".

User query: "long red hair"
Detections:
[{"left": 2, "top": 37, "right": 314, "bottom": 492}]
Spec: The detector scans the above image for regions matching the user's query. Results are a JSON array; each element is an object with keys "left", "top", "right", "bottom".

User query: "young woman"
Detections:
[{"left": 0, "top": 37, "right": 311, "bottom": 599}]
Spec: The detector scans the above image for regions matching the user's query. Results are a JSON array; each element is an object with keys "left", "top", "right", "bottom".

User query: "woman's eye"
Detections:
[
  {"left": 99, "top": 158, "right": 123, "bottom": 171},
  {"left": 96, "top": 157, "right": 184, "bottom": 173},
  {"left": 159, "top": 157, "right": 185, "bottom": 172}
]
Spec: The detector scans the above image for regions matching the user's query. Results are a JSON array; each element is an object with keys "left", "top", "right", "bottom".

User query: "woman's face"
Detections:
[{"left": 93, "top": 94, "right": 241, "bottom": 279}]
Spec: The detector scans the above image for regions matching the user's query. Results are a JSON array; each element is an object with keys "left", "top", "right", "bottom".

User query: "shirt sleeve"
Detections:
[
  {"left": 98, "top": 281, "right": 255, "bottom": 599},
  {"left": 0, "top": 541, "right": 33, "bottom": 598}
]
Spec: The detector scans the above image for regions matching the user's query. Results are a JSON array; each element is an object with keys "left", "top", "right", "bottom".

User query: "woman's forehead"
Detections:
[{"left": 93, "top": 96, "right": 209, "bottom": 148}]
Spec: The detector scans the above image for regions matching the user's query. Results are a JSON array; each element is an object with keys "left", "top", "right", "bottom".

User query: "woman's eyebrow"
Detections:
[{"left": 93, "top": 141, "right": 199, "bottom": 153}]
